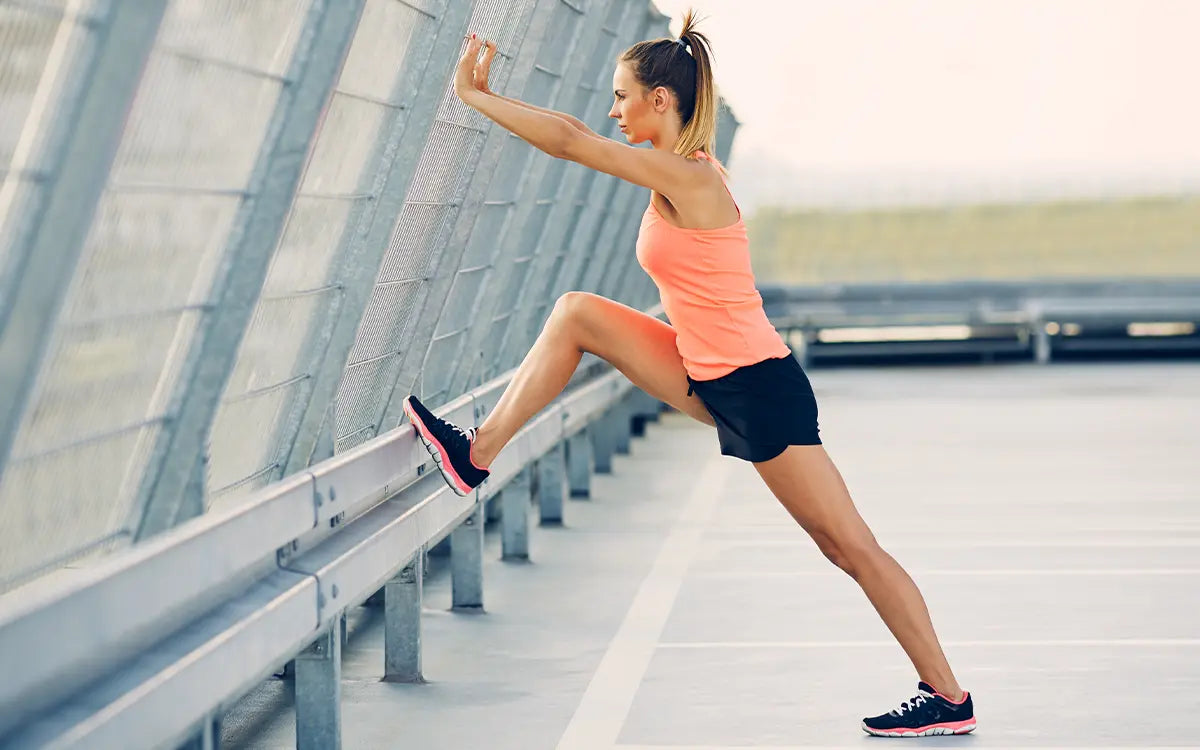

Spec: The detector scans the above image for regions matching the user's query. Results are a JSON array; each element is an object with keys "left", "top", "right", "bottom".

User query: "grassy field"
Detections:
[{"left": 746, "top": 196, "right": 1200, "bottom": 284}]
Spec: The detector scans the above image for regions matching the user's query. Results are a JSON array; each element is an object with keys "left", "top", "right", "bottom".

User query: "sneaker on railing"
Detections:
[
  {"left": 862, "top": 681, "right": 976, "bottom": 737},
  {"left": 402, "top": 395, "right": 490, "bottom": 497}
]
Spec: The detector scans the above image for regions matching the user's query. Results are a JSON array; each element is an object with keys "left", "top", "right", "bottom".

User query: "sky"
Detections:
[{"left": 648, "top": 0, "right": 1200, "bottom": 210}]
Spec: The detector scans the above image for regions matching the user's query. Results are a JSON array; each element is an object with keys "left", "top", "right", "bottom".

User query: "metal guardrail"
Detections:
[
  {"left": 761, "top": 280, "right": 1200, "bottom": 364},
  {"left": 0, "top": 356, "right": 661, "bottom": 749}
]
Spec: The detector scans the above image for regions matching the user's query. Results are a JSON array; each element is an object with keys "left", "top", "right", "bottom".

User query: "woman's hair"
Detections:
[{"left": 620, "top": 9, "right": 720, "bottom": 163}]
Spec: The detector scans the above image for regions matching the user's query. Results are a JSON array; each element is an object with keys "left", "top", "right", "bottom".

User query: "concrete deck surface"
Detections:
[{"left": 222, "top": 362, "right": 1200, "bottom": 750}]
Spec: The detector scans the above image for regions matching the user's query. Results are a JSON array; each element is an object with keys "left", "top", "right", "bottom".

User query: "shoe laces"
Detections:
[
  {"left": 890, "top": 688, "right": 933, "bottom": 717},
  {"left": 436, "top": 417, "right": 473, "bottom": 444}
]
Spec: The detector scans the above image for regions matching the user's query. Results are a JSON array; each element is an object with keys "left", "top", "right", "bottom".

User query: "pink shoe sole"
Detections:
[
  {"left": 403, "top": 398, "right": 473, "bottom": 497},
  {"left": 862, "top": 718, "right": 977, "bottom": 737}
]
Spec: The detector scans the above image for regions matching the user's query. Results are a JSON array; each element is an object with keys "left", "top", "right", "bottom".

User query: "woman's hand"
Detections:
[{"left": 454, "top": 34, "right": 497, "bottom": 100}]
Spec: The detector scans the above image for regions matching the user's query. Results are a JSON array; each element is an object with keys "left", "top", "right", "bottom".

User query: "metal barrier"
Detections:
[{"left": 0, "top": 353, "right": 663, "bottom": 749}]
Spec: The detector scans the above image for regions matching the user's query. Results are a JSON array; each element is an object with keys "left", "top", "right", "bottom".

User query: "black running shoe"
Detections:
[
  {"left": 862, "top": 681, "right": 976, "bottom": 737},
  {"left": 402, "top": 395, "right": 490, "bottom": 496}
]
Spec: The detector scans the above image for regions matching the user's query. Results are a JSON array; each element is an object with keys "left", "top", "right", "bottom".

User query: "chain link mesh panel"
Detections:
[
  {"left": 327, "top": 0, "right": 539, "bottom": 452},
  {"left": 206, "top": 0, "right": 443, "bottom": 507},
  {"left": 0, "top": 0, "right": 320, "bottom": 590}
]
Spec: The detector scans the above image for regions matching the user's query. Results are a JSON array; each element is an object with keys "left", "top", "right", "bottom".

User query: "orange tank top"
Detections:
[{"left": 635, "top": 150, "right": 791, "bottom": 381}]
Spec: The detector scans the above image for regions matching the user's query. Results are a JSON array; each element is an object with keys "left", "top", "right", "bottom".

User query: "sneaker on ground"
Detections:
[
  {"left": 402, "top": 394, "right": 490, "bottom": 497},
  {"left": 862, "top": 681, "right": 976, "bottom": 737}
]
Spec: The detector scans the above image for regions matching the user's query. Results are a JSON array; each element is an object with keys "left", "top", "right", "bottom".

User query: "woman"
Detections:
[{"left": 402, "top": 11, "right": 976, "bottom": 738}]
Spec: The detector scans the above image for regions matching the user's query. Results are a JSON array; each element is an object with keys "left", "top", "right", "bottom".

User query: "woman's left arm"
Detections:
[
  {"left": 455, "top": 36, "right": 700, "bottom": 200},
  {"left": 460, "top": 88, "right": 577, "bottom": 157},
  {"left": 456, "top": 36, "right": 576, "bottom": 157}
]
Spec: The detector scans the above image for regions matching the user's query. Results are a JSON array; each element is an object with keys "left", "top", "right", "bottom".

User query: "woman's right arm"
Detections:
[
  {"left": 489, "top": 94, "right": 595, "bottom": 136},
  {"left": 470, "top": 40, "right": 596, "bottom": 136}
]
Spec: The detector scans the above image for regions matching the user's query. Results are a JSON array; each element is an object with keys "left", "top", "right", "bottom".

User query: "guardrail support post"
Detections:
[
  {"left": 793, "top": 334, "right": 812, "bottom": 369},
  {"left": 451, "top": 501, "right": 484, "bottom": 610},
  {"left": 384, "top": 551, "right": 424, "bottom": 683},
  {"left": 614, "top": 399, "right": 633, "bottom": 455},
  {"left": 1033, "top": 322, "right": 1052, "bottom": 364},
  {"left": 591, "top": 415, "right": 616, "bottom": 474},
  {"left": 567, "top": 430, "right": 592, "bottom": 498},
  {"left": 296, "top": 625, "right": 342, "bottom": 750},
  {"left": 501, "top": 466, "right": 532, "bottom": 560},
  {"left": 485, "top": 493, "right": 503, "bottom": 523},
  {"left": 536, "top": 441, "right": 567, "bottom": 525},
  {"left": 643, "top": 391, "right": 662, "bottom": 423},
  {"left": 632, "top": 390, "right": 661, "bottom": 433},
  {"left": 178, "top": 714, "right": 221, "bottom": 750},
  {"left": 630, "top": 391, "right": 649, "bottom": 437}
]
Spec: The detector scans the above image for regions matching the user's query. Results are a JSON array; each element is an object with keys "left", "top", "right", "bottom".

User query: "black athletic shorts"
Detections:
[{"left": 685, "top": 353, "right": 821, "bottom": 463}]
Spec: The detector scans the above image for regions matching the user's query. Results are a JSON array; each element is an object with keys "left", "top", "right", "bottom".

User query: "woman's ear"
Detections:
[{"left": 652, "top": 85, "right": 671, "bottom": 114}]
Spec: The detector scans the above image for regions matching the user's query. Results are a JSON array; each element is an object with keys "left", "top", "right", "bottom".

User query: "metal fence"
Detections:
[{"left": 0, "top": 0, "right": 741, "bottom": 595}]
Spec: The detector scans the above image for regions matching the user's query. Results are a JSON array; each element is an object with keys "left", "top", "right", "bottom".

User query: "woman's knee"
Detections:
[
  {"left": 549, "top": 292, "right": 592, "bottom": 345},
  {"left": 552, "top": 290, "right": 590, "bottom": 322},
  {"left": 814, "top": 529, "right": 883, "bottom": 578},
  {"left": 553, "top": 291, "right": 598, "bottom": 316}
]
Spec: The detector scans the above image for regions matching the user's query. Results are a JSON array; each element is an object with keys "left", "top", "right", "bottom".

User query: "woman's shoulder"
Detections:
[{"left": 690, "top": 149, "right": 728, "bottom": 175}]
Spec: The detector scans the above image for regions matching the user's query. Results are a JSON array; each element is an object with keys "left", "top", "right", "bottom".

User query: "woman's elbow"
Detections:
[{"left": 555, "top": 128, "right": 586, "bottom": 162}]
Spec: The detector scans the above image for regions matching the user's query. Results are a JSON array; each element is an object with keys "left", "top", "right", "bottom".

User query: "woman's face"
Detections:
[{"left": 609, "top": 62, "right": 657, "bottom": 144}]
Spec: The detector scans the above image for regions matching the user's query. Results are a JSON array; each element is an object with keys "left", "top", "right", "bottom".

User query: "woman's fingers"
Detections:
[
  {"left": 474, "top": 40, "right": 497, "bottom": 93},
  {"left": 454, "top": 34, "right": 484, "bottom": 95}
]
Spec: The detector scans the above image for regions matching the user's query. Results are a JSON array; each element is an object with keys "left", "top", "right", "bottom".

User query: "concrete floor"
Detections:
[{"left": 222, "top": 361, "right": 1200, "bottom": 749}]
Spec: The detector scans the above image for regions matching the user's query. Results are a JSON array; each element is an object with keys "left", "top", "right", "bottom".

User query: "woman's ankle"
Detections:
[{"left": 470, "top": 426, "right": 498, "bottom": 469}]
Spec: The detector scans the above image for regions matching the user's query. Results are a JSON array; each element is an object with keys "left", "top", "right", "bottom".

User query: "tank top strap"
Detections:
[{"left": 691, "top": 150, "right": 739, "bottom": 215}]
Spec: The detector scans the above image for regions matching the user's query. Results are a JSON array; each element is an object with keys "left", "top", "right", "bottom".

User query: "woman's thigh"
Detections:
[
  {"left": 752, "top": 444, "right": 879, "bottom": 563},
  {"left": 558, "top": 291, "right": 714, "bottom": 426}
]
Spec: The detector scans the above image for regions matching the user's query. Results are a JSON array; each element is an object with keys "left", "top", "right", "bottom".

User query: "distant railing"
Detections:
[{"left": 762, "top": 279, "right": 1200, "bottom": 365}]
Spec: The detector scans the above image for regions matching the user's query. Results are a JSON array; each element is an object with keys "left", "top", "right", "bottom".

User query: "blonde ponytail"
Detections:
[
  {"left": 672, "top": 10, "right": 718, "bottom": 160},
  {"left": 620, "top": 8, "right": 722, "bottom": 167}
]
